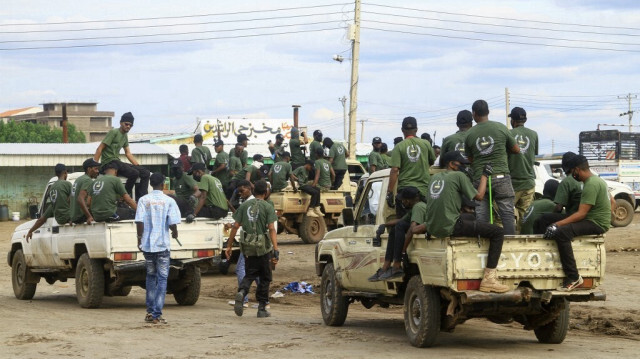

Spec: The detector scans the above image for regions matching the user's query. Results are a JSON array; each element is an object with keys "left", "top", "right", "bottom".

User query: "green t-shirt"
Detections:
[
  {"left": 229, "top": 149, "right": 248, "bottom": 166},
  {"left": 464, "top": 121, "right": 517, "bottom": 181},
  {"left": 554, "top": 176, "right": 582, "bottom": 215},
  {"left": 213, "top": 151, "right": 230, "bottom": 186},
  {"left": 289, "top": 137, "right": 305, "bottom": 166},
  {"left": 441, "top": 131, "right": 469, "bottom": 157},
  {"left": 197, "top": 174, "right": 228, "bottom": 210},
  {"left": 271, "top": 143, "right": 284, "bottom": 163},
  {"left": 520, "top": 198, "right": 556, "bottom": 235},
  {"left": 43, "top": 179, "right": 72, "bottom": 225},
  {"left": 582, "top": 175, "right": 611, "bottom": 232},
  {"left": 389, "top": 137, "right": 436, "bottom": 196},
  {"left": 293, "top": 166, "right": 310, "bottom": 187},
  {"left": 314, "top": 158, "right": 332, "bottom": 189},
  {"left": 191, "top": 145, "right": 213, "bottom": 167},
  {"left": 270, "top": 161, "right": 292, "bottom": 192},
  {"left": 173, "top": 174, "right": 197, "bottom": 202},
  {"left": 229, "top": 156, "right": 242, "bottom": 177},
  {"left": 424, "top": 171, "right": 478, "bottom": 238},
  {"left": 329, "top": 143, "right": 348, "bottom": 170},
  {"left": 90, "top": 175, "right": 127, "bottom": 222},
  {"left": 100, "top": 128, "right": 128, "bottom": 165},
  {"left": 309, "top": 141, "right": 323, "bottom": 162},
  {"left": 233, "top": 198, "right": 277, "bottom": 236},
  {"left": 368, "top": 151, "right": 384, "bottom": 173},
  {"left": 233, "top": 165, "right": 262, "bottom": 183},
  {"left": 70, "top": 174, "right": 93, "bottom": 222},
  {"left": 508, "top": 126, "right": 538, "bottom": 191},
  {"left": 402, "top": 201, "right": 428, "bottom": 225},
  {"left": 381, "top": 154, "right": 391, "bottom": 169}
]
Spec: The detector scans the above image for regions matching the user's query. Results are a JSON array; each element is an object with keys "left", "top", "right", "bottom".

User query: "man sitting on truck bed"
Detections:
[
  {"left": 90, "top": 161, "right": 138, "bottom": 222},
  {"left": 190, "top": 162, "right": 229, "bottom": 220},
  {"left": 423, "top": 151, "right": 509, "bottom": 293},
  {"left": 70, "top": 158, "right": 101, "bottom": 224},
  {"left": 542, "top": 155, "right": 611, "bottom": 291},
  {"left": 292, "top": 160, "right": 321, "bottom": 218},
  {"left": 520, "top": 179, "right": 559, "bottom": 235},
  {"left": 26, "top": 163, "right": 72, "bottom": 241},
  {"left": 268, "top": 151, "right": 294, "bottom": 192}
]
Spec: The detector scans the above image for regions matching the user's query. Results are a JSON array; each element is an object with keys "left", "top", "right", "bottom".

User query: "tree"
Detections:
[{"left": 0, "top": 121, "right": 86, "bottom": 143}]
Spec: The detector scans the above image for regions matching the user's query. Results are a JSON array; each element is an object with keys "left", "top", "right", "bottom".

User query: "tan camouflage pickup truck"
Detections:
[{"left": 315, "top": 169, "right": 606, "bottom": 347}]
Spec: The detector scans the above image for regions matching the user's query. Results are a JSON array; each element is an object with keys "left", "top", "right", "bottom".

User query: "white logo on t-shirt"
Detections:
[
  {"left": 323, "top": 163, "right": 329, "bottom": 171},
  {"left": 246, "top": 205, "right": 259, "bottom": 222},
  {"left": 273, "top": 164, "right": 282, "bottom": 173},
  {"left": 92, "top": 181, "right": 104, "bottom": 195},
  {"left": 50, "top": 189, "right": 58, "bottom": 204},
  {"left": 407, "top": 144, "right": 421, "bottom": 163},
  {"left": 515, "top": 135, "right": 530, "bottom": 154},
  {"left": 429, "top": 180, "right": 445, "bottom": 199},
  {"left": 475, "top": 136, "right": 495, "bottom": 155}
]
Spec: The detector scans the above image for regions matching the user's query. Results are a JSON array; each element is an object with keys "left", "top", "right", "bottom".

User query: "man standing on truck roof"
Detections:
[
  {"left": 427, "top": 151, "right": 508, "bottom": 293},
  {"left": 94, "top": 112, "right": 150, "bottom": 200},
  {"left": 268, "top": 134, "right": 286, "bottom": 163},
  {"left": 324, "top": 137, "right": 348, "bottom": 190},
  {"left": 441, "top": 110, "right": 473, "bottom": 156},
  {"left": 225, "top": 180, "right": 279, "bottom": 318},
  {"left": 543, "top": 155, "right": 611, "bottom": 291},
  {"left": 135, "top": 172, "right": 181, "bottom": 325},
  {"left": 26, "top": 164, "right": 72, "bottom": 241},
  {"left": 368, "top": 136, "right": 387, "bottom": 174},
  {"left": 190, "top": 134, "right": 213, "bottom": 170},
  {"left": 309, "top": 130, "right": 323, "bottom": 162},
  {"left": 211, "top": 140, "right": 230, "bottom": 191},
  {"left": 70, "top": 158, "right": 101, "bottom": 224},
  {"left": 507, "top": 107, "right": 539, "bottom": 232},
  {"left": 190, "top": 163, "right": 229, "bottom": 220},
  {"left": 90, "top": 161, "right": 138, "bottom": 222},
  {"left": 268, "top": 151, "right": 294, "bottom": 192},
  {"left": 521, "top": 180, "right": 559, "bottom": 235},
  {"left": 464, "top": 100, "right": 520, "bottom": 235},
  {"left": 230, "top": 134, "right": 249, "bottom": 167},
  {"left": 292, "top": 159, "right": 321, "bottom": 218},
  {"left": 289, "top": 127, "right": 306, "bottom": 169}
]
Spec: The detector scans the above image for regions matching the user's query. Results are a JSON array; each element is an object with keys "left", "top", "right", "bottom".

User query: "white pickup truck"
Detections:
[
  {"left": 8, "top": 173, "right": 232, "bottom": 308},
  {"left": 316, "top": 169, "right": 606, "bottom": 347}
]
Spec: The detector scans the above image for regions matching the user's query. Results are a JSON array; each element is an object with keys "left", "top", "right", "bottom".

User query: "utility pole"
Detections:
[
  {"left": 358, "top": 119, "right": 367, "bottom": 143},
  {"left": 618, "top": 93, "right": 637, "bottom": 132},
  {"left": 347, "top": 0, "right": 361, "bottom": 159},
  {"left": 339, "top": 96, "right": 347, "bottom": 141},
  {"left": 505, "top": 87, "right": 510, "bottom": 129}
]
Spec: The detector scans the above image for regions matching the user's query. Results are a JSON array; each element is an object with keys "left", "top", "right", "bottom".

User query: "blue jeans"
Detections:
[
  {"left": 474, "top": 175, "right": 516, "bottom": 235},
  {"left": 144, "top": 250, "right": 170, "bottom": 319}
]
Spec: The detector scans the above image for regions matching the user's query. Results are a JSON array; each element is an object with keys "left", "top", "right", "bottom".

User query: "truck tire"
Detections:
[
  {"left": 11, "top": 249, "right": 37, "bottom": 300},
  {"left": 75, "top": 253, "right": 105, "bottom": 308},
  {"left": 611, "top": 198, "right": 634, "bottom": 227},
  {"left": 299, "top": 214, "right": 327, "bottom": 244},
  {"left": 173, "top": 265, "right": 201, "bottom": 306},
  {"left": 320, "top": 263, "right": 349, "bottom": 326},
  {"left": 404, "top": 275, "right": 441, "bottom": 348},
  {"left": 534, "top": 301, "right": 570, "bottom": 344}
]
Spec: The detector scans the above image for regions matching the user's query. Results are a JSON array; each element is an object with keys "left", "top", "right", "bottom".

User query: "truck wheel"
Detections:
[
  {"left": 611, "top": 198, "right": 634, "bottom": 227},
  {"left": 534, "top": 301, "right": 570, "bottom": 344},
  {"left": 299, "top": 214, "right": 327, "bottom": 244},
  {"left": 11, "top": 249, "right": 37, "bottom": 300},
  {"left": 173, "top": 265, "right": 201, "bottom": 306},
  {"left": 404, "top": 275, "right": 441, "bottom": 348},
  {"left": 75, "top": 253, "right": 105, "bottom": 308},
  {"left": 320, "top": 263, "right": 349, "bottom": 326}
]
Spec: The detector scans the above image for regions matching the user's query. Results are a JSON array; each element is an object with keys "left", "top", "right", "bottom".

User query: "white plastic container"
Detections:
[{"left": 11, "top": 212, "right": 20, "bottom": 221}]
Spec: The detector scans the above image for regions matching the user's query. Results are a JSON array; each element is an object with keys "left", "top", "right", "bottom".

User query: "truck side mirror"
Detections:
[{"left": 342, "top": 207, "right": 355, "bottom": 227}]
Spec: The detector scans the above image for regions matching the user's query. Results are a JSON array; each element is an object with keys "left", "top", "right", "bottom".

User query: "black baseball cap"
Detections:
[
  {"left": 561, "top": 151, "right": 577, "bottom": 174},
  {"left": 440, "top": 151, "right": 470, "bottom": 168},
  {"left": 402, "top": 116, "right": 417, "bottom": 130},
  {"left": 400, "top": 186, "right": 420, "bottom": 200},
  {"left": 509, "top": 107, "right": 527, "bottom": 122},
  {"left": 188, "top": 162, "right": 206, "bottom": 175},
  {"left": 214, "top": 139, "right": 224, "bottom": 147},
  {"left": 456, "top": 110, "right": 473, "bottom": 126},
  {"left": 150, "top": 172, "right": 165, "bottom": 187},
  {"left": 276, "top": 134, "right": 284, "bottom": 141},
  {"left": 237, "top": 133, "right": 249, "bottom": 142},
  {"left": 82, "top": 158, "right": 101, "bottom": 170},
  {"left": 313, "top": 130, "right": 323, "bottom": 138},
  {"left": 54, "top": 163, "right": 67, "bottom": 175},
  {"left": 372, "top": 136, "right": 382, "bottom": 144}
]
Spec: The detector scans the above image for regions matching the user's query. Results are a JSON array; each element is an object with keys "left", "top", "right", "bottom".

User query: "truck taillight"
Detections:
[
  {"left": 194, "top": 249, "right": 215, "bottom": 258},
  {"left": 457, "top": 279, "right": 481, "bottom": 291},
  {"left": 581, "top": 277, "right": 594, "bottom": 289},
  {"left": 114, "top": 252, "right": 137, "bottom": 261}
]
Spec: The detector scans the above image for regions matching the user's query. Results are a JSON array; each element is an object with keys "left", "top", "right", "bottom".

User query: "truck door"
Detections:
[{"left": 29, "top": 186, "right": 59, "bottom": 267}]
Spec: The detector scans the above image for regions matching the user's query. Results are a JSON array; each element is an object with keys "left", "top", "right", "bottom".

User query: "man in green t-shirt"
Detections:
[
  {"left": 324, "top": 137, "right": 348, "bottom": 190},
  {"left": 211, "top": 140, "right": 230, "bottom": 189},
  {"left": 190, "top": 163, "right": 229, "bottom": 220},
  {"left": 268, "top": 134, "right": 286, "bottom": 163},
  {"left": 89, "top": 162, "right": 138, "bottom": 222},
  {"left": 309, "top": 130, "right": 323, "bottom": 162},
  {"left": 289, "top": 127, "right": 307, "bottom": 169},
  {"left": 292, "top": 160, "right": 321, "bottom": 218},
  {"left": 442, "top": 110, "right": 473, "bottom": 156},
  {"left": 225, "top": 180, "right": 279, "bottom": 318},
  {"left": 27, "top": 164, "right": 72, "bottom": 241},
  {"left": 71, "top": 158, "right": 101, "bottom": 224},
  {"left": 507, "top": 107, "right": 539, "bottom": 232},
  {"left": 464, "top": 100, "right": 520, "bottom": 235},
  {"left": 310, "top": 148, "right": 335, "bottom": 217},
  {"left": 268, "top": 152, "right": 294, "bottom": 192},
  {"left": 368, "top": 136, "right": 386, "bottom": 173},
  {"left": 229, "top": 134, "right": 249, "bottom": 167},
  {"left": 543, "top": 155, "right": 611, "bottom": 291},
  {"left": 94, "top": 112, "right": 150, "bottom": 200},
  {"left": 190, "top": 134, "right": 213, "bottom": 170},
  {"left": 380, "top": 143, "right": 391, "bottom": 169},
  {"left": 170, "top": 159, "right": 199, "bottom": 210},
  {"left": 521, "top": 180, "right": 559, "bottom": 235}
]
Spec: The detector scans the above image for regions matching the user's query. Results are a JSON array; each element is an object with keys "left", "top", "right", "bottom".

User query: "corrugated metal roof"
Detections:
[
  {"left": 0, "top": 107, "right": 40, "bottom": 117},
  {"left": 0, "top": 142, "right": 170, "bottom": 155}
]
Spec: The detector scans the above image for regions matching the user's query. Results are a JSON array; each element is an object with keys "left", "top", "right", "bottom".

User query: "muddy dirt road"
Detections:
[{"left": 2, "top": 217, "right": 640, "bottom": 359}]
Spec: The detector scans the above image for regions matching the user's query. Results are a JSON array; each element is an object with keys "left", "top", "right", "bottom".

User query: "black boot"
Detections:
[
  {"left": 234, "top": 291, "right": 245, "bottom": 317},
  {"left": 257, "top": 302, "right": 271, "bottom": 318}
]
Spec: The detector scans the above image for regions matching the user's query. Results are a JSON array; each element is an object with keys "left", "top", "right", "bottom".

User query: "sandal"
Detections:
[
  {"left": 144, "top": 313, "right": 153, "bottom": 323},
  {"left": 153, "top": 316, "right": 168, "bottom": 324}
]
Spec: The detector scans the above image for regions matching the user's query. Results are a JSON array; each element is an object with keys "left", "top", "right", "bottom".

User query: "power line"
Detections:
[
  {"left": 364, "top": 2, "right": 640, "bottom": 31},
  {"left": 514, "top": 93, "right": 637, "bottom": 98},
  {"left": 0, "top": 3, "right": 350, "bottom": 26},
  {"left": 363, "top": 27, "right": 640, "bottom": 53},
  {"left": 0, "top": 27, "right": 343, "bottom": 51}
]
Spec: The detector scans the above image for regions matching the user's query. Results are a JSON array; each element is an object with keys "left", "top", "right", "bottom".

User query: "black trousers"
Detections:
[
  {"left": 167, "top": 194, "right": 193, "bottom": 217},
  {"left": 385, "top": 218, "right": 411, "bottom": 263},
  {"left": 551, "top": 220, "right": 604, "bottom": 281},
  {"left": 239, "top": 253, "right": 272, "bottom": 305},
  {"left": 300, "top": 185, "right": 320, "bottom": 207},
  {"left": 107, "top": 160, "right": 150, "bottom": 200},
  {"left": 332, "top": 169, "right": 347, "bottom": 190},
  {"left": 452, "top": 217, "right": 504, "bottom": 269},
  {"left": 534, "top": 213, "right": 568, "bottom": 234},
  {"left": 197, "top": 205, "right": 227, "bottom": 219}
]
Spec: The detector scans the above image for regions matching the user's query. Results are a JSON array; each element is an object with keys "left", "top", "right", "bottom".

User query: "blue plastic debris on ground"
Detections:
[{"left": 283, "top": 281, "right": 314, "bottom": 294}]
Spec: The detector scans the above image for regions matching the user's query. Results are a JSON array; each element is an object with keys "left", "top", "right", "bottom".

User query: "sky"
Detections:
[{"left": 2, "top": 0, "right": 640, "bottom": 154}]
